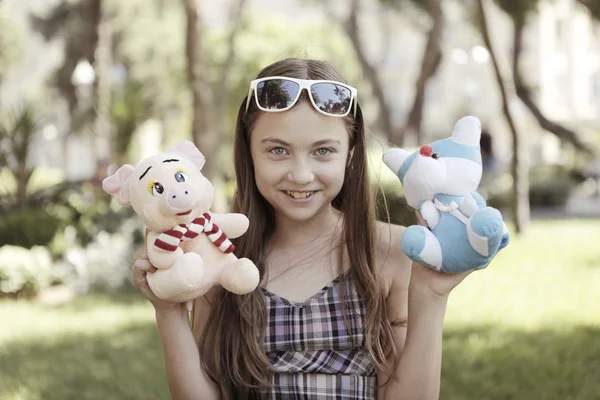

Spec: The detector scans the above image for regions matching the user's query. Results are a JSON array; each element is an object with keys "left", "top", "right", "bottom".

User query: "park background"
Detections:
[{"left": 1, "top": 0, "right": 599, "bottom": 399}]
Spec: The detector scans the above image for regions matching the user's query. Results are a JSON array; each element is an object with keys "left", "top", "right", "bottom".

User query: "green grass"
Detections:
[
  {"left": 1, "top": 220, "right": 599, "bottom": 400},
  {"left": 442, "top": 219, "right": 600, "bottom": 399},
  {"left": 0, "top": 293, "right": 168, "bottom": 400}
]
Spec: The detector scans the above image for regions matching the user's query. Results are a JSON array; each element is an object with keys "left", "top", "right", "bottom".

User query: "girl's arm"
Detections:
[
  {"left": 380, "top": 276, "right": 448, "bottom": 400},
  {"left": 133, "top": 252, "right": 220, "bottom": 400},
  {"left": 156, "top": 301, "right": 220, "bottom": 400},
  {"left": 376, "top": 218, "right": 471, "bottom": 400}
]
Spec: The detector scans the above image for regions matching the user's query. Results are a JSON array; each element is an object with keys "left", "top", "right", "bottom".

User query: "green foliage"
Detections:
[
  {"left": 210, "top": 10, "right": 362, "bottom": 148},
  {"left": 0, "top": 5, "right": 24, "bottom": 81},
  {"left": 62, "top": 192, "right": 141, "bottom": 248},
  {"left": 29, "top": 0, "right": 102, "bottom": 113},
  {"left": 0, "top": 245, "right": 57, "bottom": 296},
  {"left": 110, "top": 81, "right": 148, "bottom": 158},
  {"left": 0, "top": 208, "right": 62, "bottom": 249},
  {"left": 0, "top": 102, "right": 38, "bottom": 171},
  {"left": 379, "top": 0, "right": 428, "bottom": 12},
  {"left": 0, "top": 179, "right": 140, "bottom": 251},
  {"left": 107, "top": 0, "right": 188, "bottom": 117},
  {"left": 374, "top": 183, "right": 418, "bottom": 226},
  {"left": 487, "top": 165, "right": 582, "bottom": 208},
  {"left": 528, "top": 164, "right": 578, "bottom": 207}
]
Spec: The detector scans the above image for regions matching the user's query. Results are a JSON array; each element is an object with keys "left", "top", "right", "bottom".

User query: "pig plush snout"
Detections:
[{"left": 165, "top": 183, "right": 198, "bottom": 212}]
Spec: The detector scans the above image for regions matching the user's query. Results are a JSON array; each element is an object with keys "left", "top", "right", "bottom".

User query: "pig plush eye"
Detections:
[
  {"left": 175, "top": 169, "right": 187, "bottom": 183},
  {"left": 148, "top": 180, "right": 164, "bottom": 196}
]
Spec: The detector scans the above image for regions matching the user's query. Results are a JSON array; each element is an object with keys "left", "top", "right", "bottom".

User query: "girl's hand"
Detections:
[
  {"left": 132, "top": 233, "right": 192, "bottom": 314},
  {"left": 409, "top": 211, "right": 473, "bottom": 300}
]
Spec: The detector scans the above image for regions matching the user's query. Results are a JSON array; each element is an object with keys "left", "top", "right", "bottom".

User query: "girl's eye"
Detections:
[
  {"left": 148, "top": 181, "right": 164, "bottom": 196},
  {"left": 315, "top": 148, "right": 332, "bottom": 156},
  {"left": 175, "top": 170, "right": 187, "bottom": 182},
  {"left": 269, "top": 147, "right": 287, "bottom": 156}
]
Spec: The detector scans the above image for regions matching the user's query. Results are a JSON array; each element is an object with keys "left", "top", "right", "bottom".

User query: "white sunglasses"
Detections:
[{"left": 245, "top": 76, "right": 358, "bottom": 118}]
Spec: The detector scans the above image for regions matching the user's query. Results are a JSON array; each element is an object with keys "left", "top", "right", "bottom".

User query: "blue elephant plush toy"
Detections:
[{"left": 383, "top": 116, "right": 510, "bottom": 273}]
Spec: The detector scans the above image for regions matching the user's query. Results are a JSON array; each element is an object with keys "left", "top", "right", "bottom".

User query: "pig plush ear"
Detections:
[
  {"left": 102, "top": 165, "right": 135, "bottom": 205},
  {"left": 166, "top": 140, "right": 206, "bottom": 170}
]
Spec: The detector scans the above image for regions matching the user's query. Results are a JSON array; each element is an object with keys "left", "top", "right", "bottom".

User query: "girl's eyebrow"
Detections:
[
  {"left": 260, "top": 137, "right": 341, "bottom": 147},
  {"left": 260, "top": 137, "right": 290, "bottom": 146},
  {"left": 313, "top": 139, "right": 341, "bottom": 147}
]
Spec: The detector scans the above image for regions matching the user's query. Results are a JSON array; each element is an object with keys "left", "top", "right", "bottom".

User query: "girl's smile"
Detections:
[{"left": 282, "top": 190, "right": 318, "bottom": 201}]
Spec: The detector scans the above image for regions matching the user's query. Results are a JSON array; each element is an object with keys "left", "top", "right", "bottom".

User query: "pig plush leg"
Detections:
[
  {"left": 218, "top": 258, "right": 260, "bottom": 295},
  {"left": 147, "top": 252, "right": 205, "bottom": 301}
]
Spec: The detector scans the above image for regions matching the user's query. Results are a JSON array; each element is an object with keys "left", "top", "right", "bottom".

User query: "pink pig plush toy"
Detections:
[{"left": 102, "top": 140, "right": 260, "bottom": 303}]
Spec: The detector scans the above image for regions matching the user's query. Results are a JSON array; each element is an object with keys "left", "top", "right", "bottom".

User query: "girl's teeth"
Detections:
[{"left": 286, "top": 191, "right": 313, "bottom": 199}]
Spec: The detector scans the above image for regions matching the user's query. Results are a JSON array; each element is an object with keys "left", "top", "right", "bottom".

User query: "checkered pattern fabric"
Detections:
[{"left": 261, "top": 270, "right": 377, "bottom": 399}]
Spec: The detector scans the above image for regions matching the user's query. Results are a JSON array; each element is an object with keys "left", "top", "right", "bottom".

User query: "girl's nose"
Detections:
[{"left": 287, "top": 159, "right": 315, "bottom": 184}]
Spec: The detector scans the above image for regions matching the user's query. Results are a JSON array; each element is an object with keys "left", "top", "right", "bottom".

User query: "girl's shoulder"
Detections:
[{"left": 374, "top": 220, "right": 412, "bottom": 299}]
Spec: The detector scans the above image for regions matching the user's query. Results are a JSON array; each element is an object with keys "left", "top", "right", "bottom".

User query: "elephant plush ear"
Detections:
[
  {"left": 166, "top": 140, "right": 206, "bottom": 170},
  {"left": 450, "top": 116, "right": 481, "bottom": 146},
  {"left": 383, "top": 148, "right": 412, "bottom": 176}
]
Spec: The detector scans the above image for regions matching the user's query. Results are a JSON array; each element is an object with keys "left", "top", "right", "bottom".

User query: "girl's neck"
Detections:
[{"left": 271, "top": 205, "right": 343, "bottom": 249}]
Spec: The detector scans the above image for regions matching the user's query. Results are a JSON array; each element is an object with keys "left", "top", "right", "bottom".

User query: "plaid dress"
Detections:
[{"left": 261, "top": 270, "right": 377, "bottom": 399}]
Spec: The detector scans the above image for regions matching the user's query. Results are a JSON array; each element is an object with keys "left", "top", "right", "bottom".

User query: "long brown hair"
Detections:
[{"left": 197, "top": 58, "right": 396, "bottom": 399}]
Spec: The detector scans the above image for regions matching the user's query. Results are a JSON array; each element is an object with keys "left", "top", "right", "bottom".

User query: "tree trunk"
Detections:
[
  {"left": 209, "top": 0, "right": 247, "bottom": 212},
  {"left": 182, "top": 0, "right": 217, "bottom": 170},
  {"left": 182, "top": 0, "right": 221, "bottom": 206},
  {"left": 399, "top": 0, "right": 443, "bottom": 145},
  {"left": 15, "top": 164, "right": 31, "bottom": 209},
  {"left": 477, "top": 0, "right": 530, "bottom": 233},
  {"left": 345, "top": 0, "right": 394, "bottom": 144},
  {"left": 214, "top": 0, "right": 247, "bottom": 128},
  {"left": 512, "top": 21, "right": 596, "bottom": 157},
  {"left": 92, "top": 0, "right": 112, "bottom": 186}
]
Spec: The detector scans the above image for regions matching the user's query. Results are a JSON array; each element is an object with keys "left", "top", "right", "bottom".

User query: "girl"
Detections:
[{"left": 133, "top": 58, "right": 473, "bottom": 399}]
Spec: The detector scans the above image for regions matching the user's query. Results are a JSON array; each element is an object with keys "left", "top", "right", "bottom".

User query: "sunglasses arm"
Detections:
[{"left": 245, "top": 86, "right": 254, "bottom": 112}]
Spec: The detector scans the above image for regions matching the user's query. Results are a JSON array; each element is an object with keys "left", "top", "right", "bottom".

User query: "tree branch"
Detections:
[
  {"left": 344, "top": 0, "right": 395, "bottom": 143},
  {"left": 576, "top": 0, "right": 600, "bottom": 21},
  {"left": 398, "top": 0, "right": 443, "bottom": 145},
  {"left": 477, "top": 0, "right": 529, "bottom": 232},
  {"left": 512, "top": 18, "right": 596, "bottom": 157}
]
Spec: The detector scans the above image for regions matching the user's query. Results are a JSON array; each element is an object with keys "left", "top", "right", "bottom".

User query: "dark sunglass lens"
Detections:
[
  {"left": 310, "top": 83, "right": 352, "bottom": 115},
  {"left": 256, "top": 79, "right": 300, "bottom": 110}
]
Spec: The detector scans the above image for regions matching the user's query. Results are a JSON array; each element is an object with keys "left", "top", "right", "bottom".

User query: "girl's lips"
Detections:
[{"left": 176, "top": 210, "right": 192, "bottom": 216}]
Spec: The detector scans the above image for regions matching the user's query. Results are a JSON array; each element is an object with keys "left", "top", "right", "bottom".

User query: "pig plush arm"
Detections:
[
  {"left": 146, "top": 230, "right": 183, "bottom": 270},
  {"left": 210, "top": 213, "right": 250, "bottom": 239}
]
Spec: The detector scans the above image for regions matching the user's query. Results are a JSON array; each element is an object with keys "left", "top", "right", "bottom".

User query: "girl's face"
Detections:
[{"left": 249, "top": 101, "right": 351, "bottom": 225}]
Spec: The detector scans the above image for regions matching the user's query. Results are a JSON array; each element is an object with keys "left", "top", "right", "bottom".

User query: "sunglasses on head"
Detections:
[{"left": 245, "top": 76, "right": 358, "bottom": 118}]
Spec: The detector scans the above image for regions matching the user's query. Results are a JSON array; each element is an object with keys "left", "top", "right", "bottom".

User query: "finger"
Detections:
[
  {"left": 148, "top": 265, "right": 158, "bottom": 273},
  {"left": 133, "top": 248, "right": 148, "bottom": 261},
  {"left": 132, "top": 265, "right": 149, "bottom": 289},
  {"left": 134, "top": 258, "right": 153, "bottom": 272},
  {"left": 415, "top": 211, "right": 427, "bottom": 227}
]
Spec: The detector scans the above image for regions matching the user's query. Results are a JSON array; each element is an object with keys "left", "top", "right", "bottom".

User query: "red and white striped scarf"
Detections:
[{"left": 153, "top": 212, "right": 235, "bottom": 254}]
